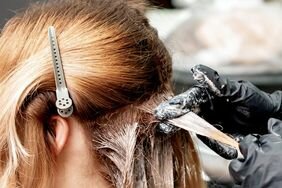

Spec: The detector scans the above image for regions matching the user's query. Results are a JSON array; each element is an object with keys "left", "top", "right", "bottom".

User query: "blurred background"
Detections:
[
  {"left": 1, "top": 0, "right": 282, "bottom": 187},
  {"left": 146, "top": 0, "right": 282, "bottom": 94},
  {"left": 1, "top": 0, "right": 282, "bottom": 93}
]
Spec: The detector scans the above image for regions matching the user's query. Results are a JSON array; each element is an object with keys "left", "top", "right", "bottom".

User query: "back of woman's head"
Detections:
[{"left": 0, "top": 0, "right": 204, "bottom": 187}]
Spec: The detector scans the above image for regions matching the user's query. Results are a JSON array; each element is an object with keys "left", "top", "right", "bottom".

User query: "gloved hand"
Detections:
[
  {"left": 154, "top": 64, "right": 282, "bottom": 159},
  {"left": 229, "top": 118, "right": 282, "bottom": 188},
  {"left": 155, "top": 64, "right": 282, "bottom": 135}
]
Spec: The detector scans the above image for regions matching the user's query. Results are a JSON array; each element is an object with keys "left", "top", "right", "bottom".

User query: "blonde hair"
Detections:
[{"left": 0, "top": 0, "right": 205, "bottom": 187}]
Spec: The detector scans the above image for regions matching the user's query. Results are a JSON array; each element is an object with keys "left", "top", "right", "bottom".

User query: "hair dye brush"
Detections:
[{"left": 154, "top": 89, "right": 242, "bottom": 159}]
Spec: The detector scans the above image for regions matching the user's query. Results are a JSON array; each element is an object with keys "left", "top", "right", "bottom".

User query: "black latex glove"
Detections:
[
  {"left": 154, "top": 64, "right": 282, "bottom": 159},
  {"left": 155, "top": 64, "right": 282, "bottom": 135},
  {"left": 229, "top": 118, "right": 282, "bottom": 188},
  {"left": 194, "top": 64, "right": 282, "bottom": 134}
]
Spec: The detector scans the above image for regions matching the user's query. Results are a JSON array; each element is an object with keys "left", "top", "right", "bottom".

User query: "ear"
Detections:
[{"left": 48, "top": 116, "right": 70, "bottom": 155}]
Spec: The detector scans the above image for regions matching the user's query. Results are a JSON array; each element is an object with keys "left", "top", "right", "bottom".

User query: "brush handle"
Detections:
[{"left": 197, "top": 135, "right": 238, "bottom": 160}]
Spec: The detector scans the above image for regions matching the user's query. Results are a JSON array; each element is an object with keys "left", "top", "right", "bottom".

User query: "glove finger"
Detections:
[
  {"left": 229, "top": 159, "right": 245, "bottom": 183},
  {"left": 168, "top": 95, "right": 183, "bottom": 105},
  {"left": 156, "top": 122, "right": 180, "bottom": 135},
  {"left": 191, "top": 64, "right": 226, "bottom": 97},
  {"left": 239, "top": 134, "right": 259, "bottom": 157},
  {"left": 197, "top": 135, "right": 238, "bottom": 160},
  {"left": 268, "top": 118, "right": 282, "bottom": 137},
  {"left": 258, "top": 134, "right": 282, "bottom": 153},
  {"left": 229, "top": 135, "right": 260, "bottom": 184},
  {"left": 259, "top": 133, "right": 282, "bottom": 144},
  {"left": 154, "top": 100, "right": 185, "bottom": 120},
  {"left": 154, "top": 87, "right": 207, "bottom": 120}
]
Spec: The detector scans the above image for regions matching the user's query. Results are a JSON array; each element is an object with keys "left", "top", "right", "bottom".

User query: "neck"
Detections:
[{"left": 54, "top": 121, "right": 110, "bottom": 188}]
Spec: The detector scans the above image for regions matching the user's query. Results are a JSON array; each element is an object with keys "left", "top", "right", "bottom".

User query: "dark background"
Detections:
[{"left": 0, "top": 0, "right": 32, "bottom": 27}]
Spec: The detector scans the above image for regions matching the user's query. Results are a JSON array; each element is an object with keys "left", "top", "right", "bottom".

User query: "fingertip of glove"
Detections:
[
  {"left": 229, "top": 159, "right": 242, "bottom": 173},
  {"left": 191, "top": 64, "right": 201, "bottom": 73},
  {"left": 229, "top": 159, "right": 244, "bottom": 183},
  {"left": 239, "top": 134, "right": 259, "bottom": 156}
]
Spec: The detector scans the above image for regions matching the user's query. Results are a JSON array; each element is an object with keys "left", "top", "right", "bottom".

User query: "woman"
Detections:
[{"left": 0, "top": 0, "right": 204, "bottom": 187}]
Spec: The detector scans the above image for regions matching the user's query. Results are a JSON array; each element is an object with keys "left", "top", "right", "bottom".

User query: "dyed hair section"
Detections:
[{"left": 0, "top": 0, "right": 205, "bottom": 187}]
